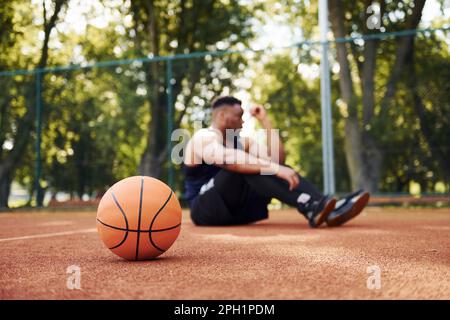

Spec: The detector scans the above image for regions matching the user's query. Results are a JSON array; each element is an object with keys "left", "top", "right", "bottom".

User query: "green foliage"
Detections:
[
  {"left": 2, "top": 0, "right": 258, "bottom": 202},
  {"left": 251, "top": 0, "right": 450, "bottom": 193},
  {"left": 250, "top": 50, "right": 351, "bottom": 192},
  {"left": 379, "top": 35, "right": 450, "bottom": 192},
  {"left": 38, "top": 66, "right": 148, "bottom": 197},
  {"left": 1, "top": 0, "right": 449, "bottom": 207},
  {"left": 129, "top": 0, "right": 257, "bottom": 188}
]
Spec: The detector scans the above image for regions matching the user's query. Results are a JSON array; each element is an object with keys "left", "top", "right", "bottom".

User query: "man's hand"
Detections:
[
  {"left": 249, "top": 104, "right": 286, "bottom": 165},
  {"left": 249, "top": 105, "right": 268, "bottom": 123},
  {"left": 276, "top": 165, "right": 300, "bottom": 191}
]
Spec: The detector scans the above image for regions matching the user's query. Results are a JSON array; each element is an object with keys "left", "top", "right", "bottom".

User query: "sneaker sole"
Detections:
[
  {"left": 312, "top": 198, "right": 336, "bottom": 227},
  {"left": 326, "top": 192, "right": 370, "bottom": 227}
]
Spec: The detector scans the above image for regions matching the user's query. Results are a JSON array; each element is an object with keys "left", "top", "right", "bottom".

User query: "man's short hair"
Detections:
[{"left": 211, "top": 96, "right": 242, "bottom": 110}]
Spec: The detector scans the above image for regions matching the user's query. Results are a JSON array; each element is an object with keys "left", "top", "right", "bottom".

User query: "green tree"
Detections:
[
  {"left": 327, "top": 0, "right": 442, "bottom": 192},
  {"left": 250, "top": 0, "right": 449, "bottom": 193},
  {"left": 250, "top": 51, "right": 351, "bottom": 192},
  {"left": 37, "top": 17, "right": 150, "bottom": 199},
  {"left": 129, "top": 0, "right": 256, "bottom": 179},
  {"left": 0, "top": 0, "right": 68, "bottom": 208}
]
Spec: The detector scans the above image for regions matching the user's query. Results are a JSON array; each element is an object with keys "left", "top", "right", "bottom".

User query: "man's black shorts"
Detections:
[{"left": 189, "top": 170, "right": 271, "bottom": 226}]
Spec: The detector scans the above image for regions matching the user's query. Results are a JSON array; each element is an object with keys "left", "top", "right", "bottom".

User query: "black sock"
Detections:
[{"left": 293, "top": 176, "right": 324, "bottom": 214}]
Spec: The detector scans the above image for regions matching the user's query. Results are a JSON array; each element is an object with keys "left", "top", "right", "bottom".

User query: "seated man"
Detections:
[{"left": 183, "top": 96, "right": 369, "bottom": 227}]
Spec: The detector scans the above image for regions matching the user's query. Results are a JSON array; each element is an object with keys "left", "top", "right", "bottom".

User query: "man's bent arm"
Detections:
[
  {"left": 260, "top": 117, "right": 286, "bottom": 165},
  {"left": 195, "top": 135, "right": 279, "bottom": 175}
]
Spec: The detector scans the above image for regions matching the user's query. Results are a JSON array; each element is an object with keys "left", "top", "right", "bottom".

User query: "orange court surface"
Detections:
[{"left": 0, "top": 207, "right": 449, "bottom": 300}]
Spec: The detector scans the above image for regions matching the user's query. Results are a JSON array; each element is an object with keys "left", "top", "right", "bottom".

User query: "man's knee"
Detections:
[
  {"left": 243, "top": 172, "right": 288, "bottom": 188},
  {"left": 213, "top": 169, "right": 246, "bottom": 191}
]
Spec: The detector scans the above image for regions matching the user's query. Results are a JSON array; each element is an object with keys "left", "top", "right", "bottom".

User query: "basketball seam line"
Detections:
[
  {"left": 149, "top": 190, "right": 173, "bottom": 252},
  {"left": 96, "top": 218, "right": 181, "bottom": 233},
  {"left": 135, "top": 177, "right": 144, "bottom": 260},
  {"left": 109, "top": 192, "right": 130, "bottom": 249}
]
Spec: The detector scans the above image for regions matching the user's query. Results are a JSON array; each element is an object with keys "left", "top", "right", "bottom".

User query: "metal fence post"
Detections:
[
  {"left": 35, "top": 70, "right": 43, "bottom": 207},
  {"left": 319, "top": 0, "right": 336, "bottom": 195},
  {"left": 166, "top": 59, "right": 174, "bottom": 189}
]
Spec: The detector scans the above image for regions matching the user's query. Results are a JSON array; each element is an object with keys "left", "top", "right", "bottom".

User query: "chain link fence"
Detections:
[{"left": 1, "top": 27, "right": 449, "bottom": 207}]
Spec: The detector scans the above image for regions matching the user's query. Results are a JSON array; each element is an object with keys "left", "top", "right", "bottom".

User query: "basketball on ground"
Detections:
[{"left": 96, "top": 176, "right": 182, "bottom": 260}]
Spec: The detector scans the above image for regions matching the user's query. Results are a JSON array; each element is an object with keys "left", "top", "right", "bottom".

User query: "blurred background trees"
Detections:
[{"left": 0, "top": 0, "right": 448, "bottom": 208}]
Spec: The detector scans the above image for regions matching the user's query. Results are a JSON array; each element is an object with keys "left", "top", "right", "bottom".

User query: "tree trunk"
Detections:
[
  {"left": 329, "top": 0, "right": 377, "bottom": 191},
  {"left": 138, "top": 91, "right": 168, "bottom": 178},
  {"left": 330, "top": 0, "right": 426, "bottom": 192},
  {"left": 0, "top": 168, "right": 12, "bottom": 209},
  {"left": 378, "top": 0, "right": 426, "bottom": 119},
  {"left": 360, "top": 38, "right": 383, "bottom": 192},
  {"left": 137, "top": 0, "right": 168, "bottom": 179}
]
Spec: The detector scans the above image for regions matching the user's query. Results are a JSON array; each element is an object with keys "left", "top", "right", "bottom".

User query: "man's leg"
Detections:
[
  {"left": 213, "top": 169, "right": 336, "bottom": 227},
  {"left": 190, "top": 170, "right": 269, "bottom": 226},
  {"left": 190, "top": 188, "right": 245, "bottom": 226},
  {"left": 212, "top": 170, "right": 271, "bottom": 224}
]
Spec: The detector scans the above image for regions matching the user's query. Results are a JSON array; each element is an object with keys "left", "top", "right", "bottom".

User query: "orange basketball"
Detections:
[{"left": 96, "top": 176, "right": 182, "bottom": 260}]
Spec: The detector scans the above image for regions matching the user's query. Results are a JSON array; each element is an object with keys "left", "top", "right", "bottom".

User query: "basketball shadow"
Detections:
[
  {"left": 192, "top": 221, "right": 310, "bottom": 231},
  {"left": 243, "top": 222, "right": 310, "bottom": 230},
  {"left": 330, "top": 222, "right": 379, "bottom": 229},
  {"left": 104, "top": 255, "right": 183, "bottom": 265},
  {"left": 227, "top": 221, "right": 372, "bottom": 232},
  {"left": 194, "top": 221, "right": 369, "bottom": 231}
]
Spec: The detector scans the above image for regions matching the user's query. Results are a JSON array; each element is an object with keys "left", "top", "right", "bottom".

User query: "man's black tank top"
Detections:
[{"left": 183, "top": 135, "right": 243, "bottom": 207}]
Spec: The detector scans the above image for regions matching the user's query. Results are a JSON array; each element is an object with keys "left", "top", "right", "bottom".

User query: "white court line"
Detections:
[{"left": 0, "top": 228, "right": 97, "bottom": 242}]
